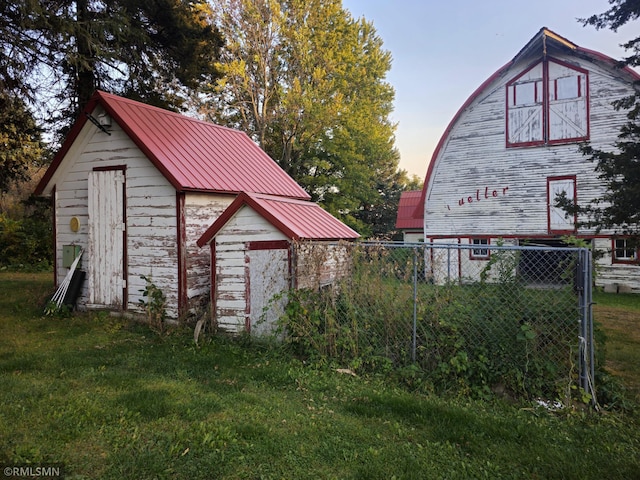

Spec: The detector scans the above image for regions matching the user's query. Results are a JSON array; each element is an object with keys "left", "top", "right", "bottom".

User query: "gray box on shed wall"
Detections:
[{"left": 62, "top": 245, "right": 82, "bottom": 268}]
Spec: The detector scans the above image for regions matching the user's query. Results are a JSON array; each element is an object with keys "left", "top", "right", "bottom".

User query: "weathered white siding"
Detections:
[
  {"left": 403, "top": 232, "right": 423, "bottom": 243},
  {"left": 424, "top": 48, "right": 640, "bottom": 291},
  {"left": 425, "top": 53, "right": 634, "bottom": 240},
  {"left": 184, "top": 193, "right": 234, "bottom": 302},
  {"left": 213, "top": 206, "right": 288, "bottom": 333},
  {"left": 293, "top": 242, "right": 352, "bottom": 291},
  {"left": 424, "top": 49, "right": 638, "bottom": 298},
  {"left": 51, "top": 108, "right": 180, "bottom": 316},
  {"left": 593, "top": 238, "right": 640, "bottom": 293}
]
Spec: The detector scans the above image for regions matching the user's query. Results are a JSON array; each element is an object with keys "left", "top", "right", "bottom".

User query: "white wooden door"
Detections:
[
  {"left": 88, "top": 170, "right": 126, "bottom": 307},
  {"left": 248, "top": 247, "right": 289, "bottom": 336}
]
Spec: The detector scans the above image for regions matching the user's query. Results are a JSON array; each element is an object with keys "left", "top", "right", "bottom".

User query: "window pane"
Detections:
[
  {"left": 514, "top": 82, "right": 536, "bottom": 105},
  {"left": 472, "top": 239, "right": 489, "bottom": 258},
  {"left": 556, "top": 76, "right": 579, "bottom": 100},
  {"left": 614, "top": 239, "right": 635, "bottom": 260}
]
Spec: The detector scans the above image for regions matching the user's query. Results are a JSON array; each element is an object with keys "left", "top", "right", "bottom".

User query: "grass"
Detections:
[
  {"left": 0, "top": 272, "right": 639, "bottom": 479},
  {"left": 593, "top": 290, "right": 640, "bottom": 401}
]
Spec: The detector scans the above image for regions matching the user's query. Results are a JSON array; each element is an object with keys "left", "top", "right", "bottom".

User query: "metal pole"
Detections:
[
  {"left": 579, "top": 248, "right": 590, "bottom": 395},
  {"left": 586, "top": 249, "right": 596, "bottom": 404},
  {"left": 412, "top": 247, "right": 418, "bottom": 363}
]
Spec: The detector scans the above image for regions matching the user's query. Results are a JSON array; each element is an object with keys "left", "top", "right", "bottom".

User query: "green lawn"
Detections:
[
  {"left": 593, "top": 290, "right": 640, "bottom": 402},
  {"left": 0, "top": 272, "right": 639, "bottom": 479}
]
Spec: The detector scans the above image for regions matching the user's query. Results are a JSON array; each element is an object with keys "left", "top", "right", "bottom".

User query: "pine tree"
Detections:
[{"left": 564, "top": 1, "right": 640, "bottom": 239}]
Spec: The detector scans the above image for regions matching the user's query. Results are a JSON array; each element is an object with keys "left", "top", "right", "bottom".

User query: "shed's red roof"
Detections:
[
  {"left": 395, "top": 190, "right": 423, "bottom": 230},
  {"left": 35, "top": 91, "right": 310, "bottom": 199},
  {"left": 197, "top": 192, "right": 359, "bottom": 246}
]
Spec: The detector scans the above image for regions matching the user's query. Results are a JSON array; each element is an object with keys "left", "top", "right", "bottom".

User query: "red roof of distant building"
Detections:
[
  {"left": 395, "top": 190, "right": 423, "bottom": 230},
  {"left": 35, "top": 91, "right": 310, "bottom": 199},
  {"left": 198, "top": 192, "right": 359, "bottom": 246}
]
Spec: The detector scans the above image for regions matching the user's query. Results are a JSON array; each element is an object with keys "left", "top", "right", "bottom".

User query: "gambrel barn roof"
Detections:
[
  {"left": 197, "top": 192, "right": 360, "bottom": 246},
  {"left": 412, "top": 27, "right": 640, "bottom": 221},
  {"left": 35, "top": 91, "right": 310, "bottom": 199}
]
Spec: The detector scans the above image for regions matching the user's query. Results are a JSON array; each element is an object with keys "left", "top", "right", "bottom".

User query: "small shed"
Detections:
[
  {"left": 34, "top": 91, "right": 310, "bottom": 318},
  {"left": 197, "top": 192, "right": 359, "bottom": 335}
]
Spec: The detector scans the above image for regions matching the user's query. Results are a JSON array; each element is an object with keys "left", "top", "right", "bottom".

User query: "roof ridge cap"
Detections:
[{"left": 96, "top": 91, "right": 245, "bottom": 135}]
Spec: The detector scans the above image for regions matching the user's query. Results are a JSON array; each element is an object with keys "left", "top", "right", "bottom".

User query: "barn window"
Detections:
[
  {"left": 613, "top": 238, "right": 637, "bottom": 264},
  {"left": 470, "top": 238, "right": 490, "bottom": 260},
  {"left": 507, "top": 59, "right": 589, "bottom": 147},
  {"left": 547, "top": 176, "right": 576, "bottom": 234}
]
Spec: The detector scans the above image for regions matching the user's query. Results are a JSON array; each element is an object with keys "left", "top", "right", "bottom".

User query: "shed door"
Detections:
[
  {"left": 248, "top": 242, "right": 289, "bottom": 336},
  {"left": 88, "top": 169, "right": 126, "bottom": 307}
]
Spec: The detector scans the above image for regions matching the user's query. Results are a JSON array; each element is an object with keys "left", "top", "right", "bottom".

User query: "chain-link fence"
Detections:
[{"left": 281, "top": 241, "right": 594, "bottom": 403}]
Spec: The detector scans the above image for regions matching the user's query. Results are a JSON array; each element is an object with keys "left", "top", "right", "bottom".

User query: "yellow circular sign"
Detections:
[{"left": 70, "top": 217, "right": 80, "bottom": 232}]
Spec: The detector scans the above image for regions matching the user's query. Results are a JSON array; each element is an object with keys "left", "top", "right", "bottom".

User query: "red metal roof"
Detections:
[
  {"left": 35, "top": 91, "right": 310, "bottom": 199},
  {"left": 395, "top": 190, "right": 423, "bottom": 230},
  {"left": 197, "top": 192, "right": 359, "bottom": 246}
]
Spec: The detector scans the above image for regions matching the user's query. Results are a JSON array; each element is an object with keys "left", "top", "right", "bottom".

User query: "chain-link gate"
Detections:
[{"left": 284, "top": 241, "right": 595, "bottom": 404}]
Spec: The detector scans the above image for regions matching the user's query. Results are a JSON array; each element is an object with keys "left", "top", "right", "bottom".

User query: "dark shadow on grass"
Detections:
[{"left": 117, "top": 388, "right": 173, "bottom": 419}]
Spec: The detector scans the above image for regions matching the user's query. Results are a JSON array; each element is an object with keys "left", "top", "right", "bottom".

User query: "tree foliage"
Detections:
[
  {"left": 0, "top": 93, "right": 45, "bottom": 194},
  {"left": 1, "top": 0, "right": 223, "bottom": 138},
  {"left": 561, "top": 1, "right": 640, "bottom": 239},
  {"left": 200, "top": 0, "right": 401, "bottom": 235}
]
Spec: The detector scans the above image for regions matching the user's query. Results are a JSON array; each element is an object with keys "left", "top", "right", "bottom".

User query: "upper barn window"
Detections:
[{"left": 506, "top": 59, "right": 589, "bottom": 147}]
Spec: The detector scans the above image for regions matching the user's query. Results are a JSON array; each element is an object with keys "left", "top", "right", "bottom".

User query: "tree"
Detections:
[
  {"left": 354, "top": 171, "right": 423, "bottom": 239},
  {"left": 200, "top": 0, "right": 400, "bottom": 235},
  {"left": 560, "top": 1, "right": 640, "bottom": 240},
  {"left": 1, "top": 0, "right": 224, "bottom": 138},
  {"left": 0, "top": 93, "right": 45, "bottom": 194}
]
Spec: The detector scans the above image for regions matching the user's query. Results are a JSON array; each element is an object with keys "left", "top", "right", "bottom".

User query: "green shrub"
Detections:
[{"left": 278, "top": 245, "right": 583, "bottom": 402}]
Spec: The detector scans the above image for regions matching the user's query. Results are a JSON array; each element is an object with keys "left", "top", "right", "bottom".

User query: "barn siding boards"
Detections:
[
  {"left": 425, "top": 56, "right": 634, "bottom": 238},
  {"left": 197, "top": 192, "right": 358, "bottom": 334},
  {"left": 417, "top": 28, "right": 640, "bottom": 293},
  {"left": 593, "top": 238, "right": 640, "bottom": 293},
  {"left": 211, "top": 207, "right": 289, "bottom": 334}
]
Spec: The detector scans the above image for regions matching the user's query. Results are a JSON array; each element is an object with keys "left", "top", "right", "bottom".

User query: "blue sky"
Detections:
[{"left": 341, "top": 0, "right": 637, "bottom": 179}]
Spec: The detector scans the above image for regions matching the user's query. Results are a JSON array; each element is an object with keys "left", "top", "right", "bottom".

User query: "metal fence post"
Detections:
[
  {"left": 412, "top": 247, "right": 418, "bottom": 363},
  {"left": 585, "top": 248, "right": 596, "bottom": 405},
  {"left": 577, "top": 247, "right": 596, "bottom": 404}
]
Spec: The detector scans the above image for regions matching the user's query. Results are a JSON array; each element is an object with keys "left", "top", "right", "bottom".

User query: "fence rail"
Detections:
[{"left": 281, "top": 241, "right": 595, "bottom": 404}]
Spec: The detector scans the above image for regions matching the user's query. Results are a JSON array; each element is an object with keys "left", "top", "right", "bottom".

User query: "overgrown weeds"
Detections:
[{"left": 278, "top": 244, "right": 594, "bottom": 404}]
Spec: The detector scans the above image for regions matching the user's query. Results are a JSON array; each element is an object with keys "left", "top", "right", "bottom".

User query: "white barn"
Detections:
[
  {"left": 35, "top": 91, "right": 315, "bottom": 318},
  {"left": 412, "top": 28, "right": 640, "bottom": 293}
]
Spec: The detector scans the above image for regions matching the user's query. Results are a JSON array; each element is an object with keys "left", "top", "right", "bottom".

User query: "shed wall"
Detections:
[
  {"left": 184, "top": 193, "right": 234, "bottom": 302},
  {"left": 593, "top": 238, "right": 640, "bottom": 293},
  {"left": 52, "top": 111, "right": 180, "bottom": 316},
  {"left": 213, "top": 206, "right": 288, "bottom": 333}
]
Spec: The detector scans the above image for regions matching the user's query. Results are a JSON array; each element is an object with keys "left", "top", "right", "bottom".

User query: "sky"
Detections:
[{"left": 341, "top": 0, "right": 637, "bottom": 180}]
